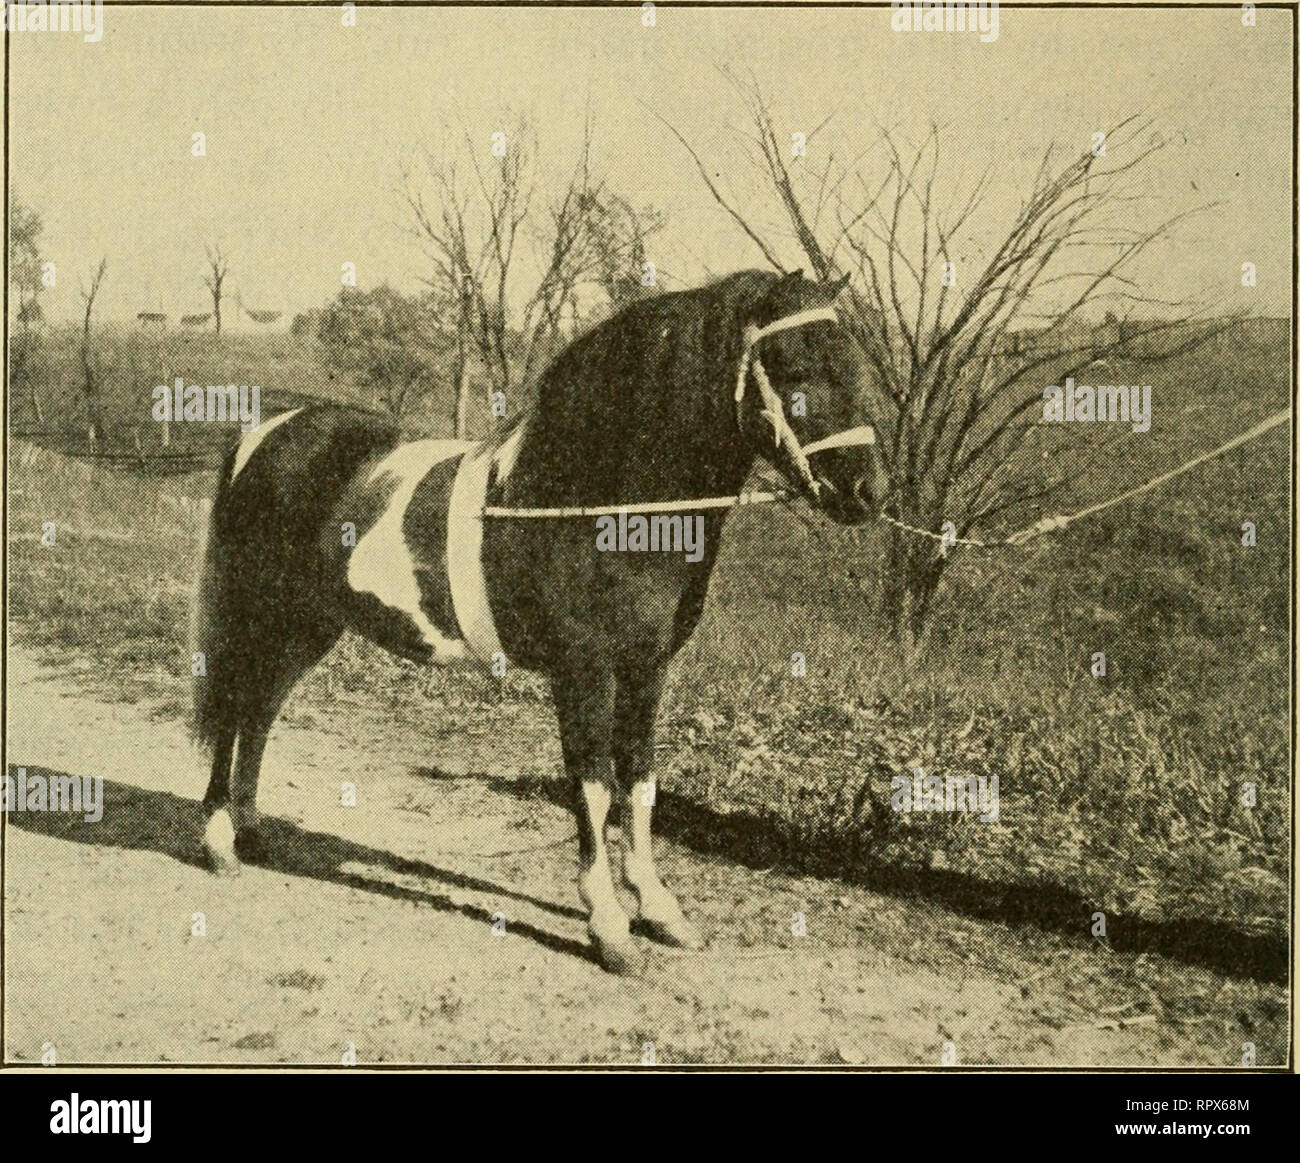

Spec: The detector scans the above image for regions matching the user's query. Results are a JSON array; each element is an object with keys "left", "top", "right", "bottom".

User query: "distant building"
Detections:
[{"left": 137, "top": 312, "right": 167, "bottom": 330}]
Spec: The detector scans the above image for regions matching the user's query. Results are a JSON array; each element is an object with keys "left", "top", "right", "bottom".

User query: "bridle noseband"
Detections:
[{"left": 733, "top": 306, "right": 876, "bottom": 503}]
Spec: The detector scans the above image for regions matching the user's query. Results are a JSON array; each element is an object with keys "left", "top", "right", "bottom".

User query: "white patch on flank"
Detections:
[
  {"left": 230, "top": 407, "right": 304, "bottom": 481},
  {"left": 348, "top": 439, "right": 472, "bottom": 660},
  {"left": 446, "top": 430, "right": 521, "bottom": 664}
]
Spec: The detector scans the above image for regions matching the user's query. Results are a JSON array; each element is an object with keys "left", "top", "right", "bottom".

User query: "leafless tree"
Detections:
[
  {"left": 80, "top": 257, "right": 109, "bottom": 446},
  {"left": 204, "top": 244, "right": 230, "bottom": 336},
  {"left": 10, "top": 197, "right": 46, "bottom": 424},
  {"left": 670, "top": 76, "right": 1224, "bottom": 657},
  {"left": 403, "top": 114, "right": 662, "bottom": 436}
]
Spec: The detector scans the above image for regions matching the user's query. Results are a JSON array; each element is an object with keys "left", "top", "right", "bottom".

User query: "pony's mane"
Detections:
[{"left": 483, "top": 269, "right": 782, "bottom": 454}]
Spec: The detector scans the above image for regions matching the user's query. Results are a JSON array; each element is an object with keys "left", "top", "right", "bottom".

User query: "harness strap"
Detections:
[
  {"left": 746, "top": 344, "right": 821, "bottom": 499},
  {"left": 732, "top": 307, "right": 840, "bottom": 407},
  {"left": 802, "top": 425, "right": 876, "bottom": 456}
]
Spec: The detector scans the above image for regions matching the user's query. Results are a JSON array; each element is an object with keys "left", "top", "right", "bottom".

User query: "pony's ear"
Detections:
[
  {"left": 759, "top": 267, "right": 800, "bottom": 304},
  {"left": 811, "top": 273, "right": 851, "bottom": 303}
]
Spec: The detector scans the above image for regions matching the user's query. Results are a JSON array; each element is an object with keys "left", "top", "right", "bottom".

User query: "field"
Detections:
[{"left": 4, "top": 321, "right": 1291, "bottom": 1064}]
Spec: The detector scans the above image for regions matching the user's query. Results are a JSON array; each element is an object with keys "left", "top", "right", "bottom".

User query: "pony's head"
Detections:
[{"left": 737, "top": 270, "right": 882, "bottom": 525}]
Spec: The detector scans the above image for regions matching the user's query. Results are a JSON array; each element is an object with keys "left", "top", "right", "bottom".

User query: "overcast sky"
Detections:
[{"left": 9, "top": 4, "right": 1292, "bottom": 327}]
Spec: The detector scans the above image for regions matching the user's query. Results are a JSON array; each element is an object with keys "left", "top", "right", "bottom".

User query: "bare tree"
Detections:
[
  {"left": 403, "top": 114, "right": 662, "bottom": 436},
  {"left": 10, "top": 197, "right": 46, "bottom": 424},
  {"left": 80, "top": 257, "right": 109, "bottom": 446},
  {"left": 672, "top": 78, "right": 1223, "bottom": 657},
  {"left": 586, "top": 191, "right": 666, "bottom": 312},
  {"left": 204, "top": 244, "right": 230, "bottom": 336}
]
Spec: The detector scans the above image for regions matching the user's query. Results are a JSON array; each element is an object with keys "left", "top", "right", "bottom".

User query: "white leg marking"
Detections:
[
  {"left": 622, "top": 781, "right": 683, "bottom": 923},
  {"left": 578, "top": 780, "right": 630, "bottom": 945},
  {"left": 623, "top": 780, "right": 701, "bottom": 949},
  {"left": 348, "top": 440, "right": 472, "bottom": 660},
  {"left": 230, "top": 407, "right": 304, "bottom": 481},
  {"left": 204, "top": 808, "right": 237, "bottom": 865}
]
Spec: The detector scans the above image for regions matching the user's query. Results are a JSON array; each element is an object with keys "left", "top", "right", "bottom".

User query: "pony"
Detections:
[{"left": 192, "top": 268, "right": 881, "bottom": 972}]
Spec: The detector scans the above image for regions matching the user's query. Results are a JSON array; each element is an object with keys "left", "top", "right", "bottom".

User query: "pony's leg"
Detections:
[
  {"left": 229, "top": 713, "right": 274, "bottom": 864},
  {"left": 615, "top": 667, "right": 703, "bottom": 950},
  {"left": 551, "top": 667, "right": 639, "bottom": 973},
  {"left": 201, "top": 730, "right": 239, "bottom": 875},
  {"left": 223, "top": 626, "right": 340, "bottom": 868}
]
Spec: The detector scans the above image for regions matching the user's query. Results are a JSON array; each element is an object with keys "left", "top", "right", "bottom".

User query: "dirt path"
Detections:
[{"left": 3, "top": 644, "right": 1279, "bottom": 1066}]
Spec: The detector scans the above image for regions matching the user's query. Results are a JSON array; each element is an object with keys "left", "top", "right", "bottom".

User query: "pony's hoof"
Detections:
[
  {"left": 592, "top": 934, "right": 644, "bottom": 975},
  {"left": 204, "top": 809, "right": 241, "bottom": 876},
  {"left": 233, "top": 827, "right": 268, "bottom": 865},
  {"left": 207, "top": 849, "right": 242, "bottom": 877},
  {"left": 637, "top": 915, "right": 705, "bottom": 951}
]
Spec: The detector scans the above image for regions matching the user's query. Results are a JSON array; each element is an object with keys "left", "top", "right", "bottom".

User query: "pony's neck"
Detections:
[
  {"left": 637, "top": 353, "right": 755, "bottom": 502},
  {"left": 512, "top": 290, "right": 762, "bottom": 508}
]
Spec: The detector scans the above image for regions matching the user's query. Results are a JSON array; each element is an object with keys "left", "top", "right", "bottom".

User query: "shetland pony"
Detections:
[{"left": 192, "top": 269, "right": 880, "bottom": 971}]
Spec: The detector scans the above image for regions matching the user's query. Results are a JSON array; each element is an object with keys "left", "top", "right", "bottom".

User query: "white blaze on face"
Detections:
[
  {"left": 348, "top": 439, "right": 472, "bottom": 660},
  {"left": 230, "top": 407, "right": 304, "bottom": 481}
]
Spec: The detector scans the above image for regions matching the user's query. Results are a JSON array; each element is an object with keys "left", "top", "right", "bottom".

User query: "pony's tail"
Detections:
[{"left": 189, "top": 442, "right": 241, "bottom": 752}]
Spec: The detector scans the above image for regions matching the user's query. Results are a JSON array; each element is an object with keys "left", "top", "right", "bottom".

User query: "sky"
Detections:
[{"left": 8, "top": 3, "right": 1293, "bottom": 327}]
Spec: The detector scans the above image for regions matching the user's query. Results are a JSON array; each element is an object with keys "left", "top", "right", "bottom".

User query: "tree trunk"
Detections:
[
  {"left": 878, "top": 524, "right": 945, "bottom": 670},
  {"left": 81, "top": 342, "right": 105, "bottom": 445},
  {"left": 453, "top": 312, "right": 470, "bottom": 438}
]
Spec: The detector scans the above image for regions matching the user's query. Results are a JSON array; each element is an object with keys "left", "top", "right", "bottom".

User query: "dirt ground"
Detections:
[{"left": 3, "top": 644, "right": 1286, "bottom": 1067}]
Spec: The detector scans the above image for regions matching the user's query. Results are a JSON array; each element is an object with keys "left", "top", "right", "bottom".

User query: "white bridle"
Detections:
[{"left": 734, "top": 306, "right": 875, "bottom": 500}]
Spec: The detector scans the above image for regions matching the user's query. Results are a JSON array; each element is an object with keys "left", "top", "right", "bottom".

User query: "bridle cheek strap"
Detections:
[
  {"left": 748, "top": 350, "right": 820, "bottom": 499},
  {"left": 734, "top": 307, "right": 875, "bottom": 500}
]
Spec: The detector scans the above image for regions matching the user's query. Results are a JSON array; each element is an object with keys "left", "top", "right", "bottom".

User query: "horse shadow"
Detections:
[
  {"left": 11, "top": 763, "right": 1284, "bottom": 984},
  {"left": 421, "top": 765, "right": 1288, "bottom": 986},
  {"left": 5, "top": 766, "right": 594, "bottom": 965}
]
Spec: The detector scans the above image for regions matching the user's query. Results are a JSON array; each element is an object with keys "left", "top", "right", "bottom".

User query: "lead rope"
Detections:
[{"left": 884, "top": 408, "right": 1289, "bottom": 551}]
